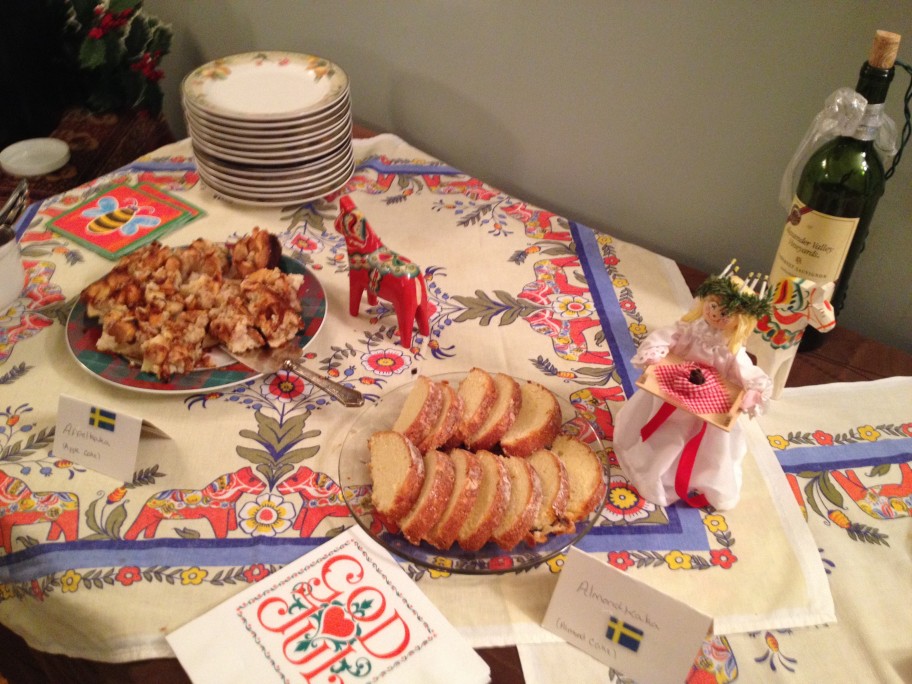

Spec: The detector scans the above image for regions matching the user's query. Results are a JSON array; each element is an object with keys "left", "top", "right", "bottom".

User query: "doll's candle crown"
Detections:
[{"left": 696, "top": 259, "right": 772, "bottom": 319}]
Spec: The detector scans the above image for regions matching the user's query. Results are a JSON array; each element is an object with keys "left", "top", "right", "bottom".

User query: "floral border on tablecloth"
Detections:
[
  {"left": 767, "top": 423, "right": 912, "bottom": 545},
  {"left": 681, "top": 410, "right": 912, "bottom": 683}
]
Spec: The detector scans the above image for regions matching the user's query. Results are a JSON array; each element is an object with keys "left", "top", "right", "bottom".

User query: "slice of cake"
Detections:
[
  {"left": 525, "top": 448, "right": 571, "bottom": 545},
  {"left": 457, "top": 450, "right": 511, "bottom": 552},
  {"left": 465, "top": 372, "right": 521, "bottom": 451},
  {"left": 551, "top": 435, "right": 607, "bottom": 523},
  {"left": 368, "top": 430, "right": 425, "bottom": 523},
  {"left": 454, "top": 368, "right": 496, "bottom": 445},
  {"left": 425, "top": 449, "right": 483, "bottom": 550},
  {"left": 418, "top": 381, "right": 463, "bottom": 453},
  {"left": 491, "top": 456, "right": 542, "bottom": 551},
  {"left": 500, "top": 380, "right": 562, "bottom": 458},
  {"left": 392, "top": 376, "right": 443, "bottom": 446},
  {"left": 398, "top": 450, "right": 456, "bottom": 545}
]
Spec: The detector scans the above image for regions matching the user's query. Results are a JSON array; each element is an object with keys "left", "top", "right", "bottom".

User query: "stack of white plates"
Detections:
[{"left": 181, "top": 52, "right": 354, "bottom": 206}]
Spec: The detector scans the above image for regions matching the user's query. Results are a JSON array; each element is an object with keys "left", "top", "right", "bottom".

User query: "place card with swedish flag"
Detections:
[
  {"left": 543, "top": 547, "right": 713, "bottom": 684},
  {"left": 53, "top": 395, "right": 168, "bottom": 482}
]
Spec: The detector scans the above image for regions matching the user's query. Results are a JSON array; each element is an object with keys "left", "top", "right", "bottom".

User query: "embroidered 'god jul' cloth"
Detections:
[{"left": 167, "top": 527, "right": 489, "bottom": 684}]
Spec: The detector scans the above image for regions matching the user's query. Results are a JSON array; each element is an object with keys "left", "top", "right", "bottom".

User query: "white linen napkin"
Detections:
[{"left": 167, "top": 526, "right": 490, "bottom": 684}]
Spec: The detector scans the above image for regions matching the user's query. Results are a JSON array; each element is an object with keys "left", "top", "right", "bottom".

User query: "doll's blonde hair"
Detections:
[{"left": 681, "top": 277, "right": 758, "bottom": 354}]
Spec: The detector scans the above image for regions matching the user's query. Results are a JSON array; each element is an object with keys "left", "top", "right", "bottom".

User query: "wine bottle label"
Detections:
[{"left": 769, "top": 197, "right": 859, "bottom": 284}]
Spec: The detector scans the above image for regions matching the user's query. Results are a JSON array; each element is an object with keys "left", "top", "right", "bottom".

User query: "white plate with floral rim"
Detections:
[
  {"left": 198, "top": 148, "right": 354, "bottom": 190},
  {"left": 183, "top": 88, "right": 351, "bottom": 133},
  {"left": 186, "top": 108, "right": 352, "bottom": 150},
  {"left": 189, "top": 120, "right": 352, "bottom": 163},
  {"left": 198, "top": 161, "right": 354, "bottom": 207},
  {"left": 182, "top": 52, "right": 349, "bottom": 121},
  {"left": 192, "top": 142, "right": 353, "bottom": 180}
]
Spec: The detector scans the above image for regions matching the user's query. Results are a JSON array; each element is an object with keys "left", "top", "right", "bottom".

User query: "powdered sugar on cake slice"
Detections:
[
  {"left": 425, "top": 449, "right": 482, "bottom": 550},
  {"left": 457, "top": 450, "right": 511, "bottom": 552},
  {"left": 367, "top": 430, "right": 426, "bottom": 525},
  {"left": 492, "top": 456, "right": 542, "bottom": 550},
  {"left": 525, "top": 448, "right": 571, "bottom": 545},
  {"left": 551, "top": 435, "right": 606, "bottom": 524},
  {"left": 392, "top": 375, "right": 443, "bottom": 447},
  {"left": 501, "top": 380, "right": 562, "bottom": 458},
  {"left": 465, "top": 372, "right": 521, "bottom": 451},
  {"left": 398, "top": 450, "right": 456, "bottom": 545}
]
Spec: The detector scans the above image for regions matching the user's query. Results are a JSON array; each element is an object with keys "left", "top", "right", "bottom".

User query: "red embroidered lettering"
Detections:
[{"left": 357, "top": 610, "right": 411, "bottom": 659}]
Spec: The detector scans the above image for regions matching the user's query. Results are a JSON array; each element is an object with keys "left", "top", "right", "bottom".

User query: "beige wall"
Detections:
[{"left": 145, "top": 0, "right": 912, "bottom": 352}]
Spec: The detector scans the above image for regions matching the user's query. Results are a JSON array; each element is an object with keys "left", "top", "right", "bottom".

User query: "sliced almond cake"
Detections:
[{"left": 367, "top": 371, "right": 606, "bottom": 552}]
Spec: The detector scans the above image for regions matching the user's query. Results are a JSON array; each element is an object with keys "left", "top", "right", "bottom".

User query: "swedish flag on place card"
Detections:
[
  {"left": 167, "top": 526, "right": 490, "bottom": 684},
  {"left": 543, "top": 546, "right": 713, "bottom": 684},
  {"left": 88, "top": 406, "right": 117, "bottom": 432},
  {"left": 606, "top": 615, "right": 645, "bottom": 652},
  {"left": 53, "top": 395, "right": 169, "bottom": 482}
]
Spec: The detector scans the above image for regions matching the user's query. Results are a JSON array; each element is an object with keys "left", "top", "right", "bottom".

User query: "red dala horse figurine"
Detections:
[{"left": 334, "top": 196, "right": 430, "bottom": 348}]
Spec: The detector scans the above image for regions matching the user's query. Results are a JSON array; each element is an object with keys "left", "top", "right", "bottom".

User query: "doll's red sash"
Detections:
[{"left": 640, "top": 402, "right": 711, "bottom": 508}]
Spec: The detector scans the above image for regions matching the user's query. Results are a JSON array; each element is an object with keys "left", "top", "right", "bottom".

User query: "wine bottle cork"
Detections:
[{"left": 868, "top": 30, "right": 900, "bottom": 69}]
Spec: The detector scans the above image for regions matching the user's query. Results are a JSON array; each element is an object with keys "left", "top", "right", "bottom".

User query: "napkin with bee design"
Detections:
[{"left": 47, "top": 182, "right": 204, "bottom": 259}]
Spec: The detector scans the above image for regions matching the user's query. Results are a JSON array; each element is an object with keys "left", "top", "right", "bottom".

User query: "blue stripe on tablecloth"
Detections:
[
  {"left": 568, "top": 223, "right": 712, "bottom": 553},
  {"left": 13, "top": 202, "right": 42, "bottom": 240},
  {"left": 576, "top": 504, "right": 710, "bottom": 553},
  {"left": 0, "top": 504, "right": 711, "bottom": 582},
  {"left": 570, "top": 221, "right": 640, "bottom": 398},
  {"left": 0, "top": 536, "right": 329, "bottom": 583},
  {"left": 354, "top": 157, "right": 461, "bottom": 176},
  {"left": 123, "top": 161, "right": 198, "bottom": 172},
  {"left": 12, "top": 157, "right": 462, "bottom": 241},
  {"left": 129, "top": 156, "right": 459, "bottom": 177},
  {"left": 775, "top": 436, "right": 912, "bottom": 472}
]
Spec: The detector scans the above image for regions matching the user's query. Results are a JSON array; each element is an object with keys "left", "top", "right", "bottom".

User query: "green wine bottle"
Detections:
[{"left": 769, "top": 30, "right": 900, "bottom": 350}]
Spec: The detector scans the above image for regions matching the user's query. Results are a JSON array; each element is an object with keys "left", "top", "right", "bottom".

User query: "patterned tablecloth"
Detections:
[{"left": 1, "top": 135, "right": 838, "bottom": 675}]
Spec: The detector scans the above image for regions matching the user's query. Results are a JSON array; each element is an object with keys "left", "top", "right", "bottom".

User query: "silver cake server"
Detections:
[{"left": 223, "top": 342, "right": 364, "bottom": 407}]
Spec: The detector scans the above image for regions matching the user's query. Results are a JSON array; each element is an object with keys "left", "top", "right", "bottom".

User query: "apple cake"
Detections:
[{"left": 81, "top": 227, "right": 304, "bottom": 380}]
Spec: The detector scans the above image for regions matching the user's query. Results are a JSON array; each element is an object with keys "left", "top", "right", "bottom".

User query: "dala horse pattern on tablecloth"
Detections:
[
  {"left": 519, "top": 254, "right": 612, "bottom": 365},
  {"left": 749, "top": 277, "right": 835, "bottom": 398},
  {"left": 343, "top": 161, "right": 571, "bottom": 241},
  {"left": 519, "top": 253, "right": 621, "bottom": 438},
  {"left": 124, "top": 466, "right": 265, "bottom": 539},
  {"left": 0, "top": 469, "right": 79, "bottom": 553},
  {"left": 334, "top": 195, "right": 430, "bottom": 348},
  {"left": 276, "top": 465, "right": 371, "bottom": 537},
  {"left": 831, "top": 462, "right": 912, "bottom": 520}
]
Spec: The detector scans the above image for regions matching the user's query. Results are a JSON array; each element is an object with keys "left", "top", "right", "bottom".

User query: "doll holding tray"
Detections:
[{"left": 613, "top": 265, "right": 772, "bottom": 511}]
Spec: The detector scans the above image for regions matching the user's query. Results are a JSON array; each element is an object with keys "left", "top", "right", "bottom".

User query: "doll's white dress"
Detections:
[{"left": 613, "top": 317, "right": 771, "bottom": 510}]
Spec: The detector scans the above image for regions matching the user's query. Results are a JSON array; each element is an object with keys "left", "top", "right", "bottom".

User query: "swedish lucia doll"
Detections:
[{"left": 613, "top": 265, "right": 772, "bottom": 511}]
